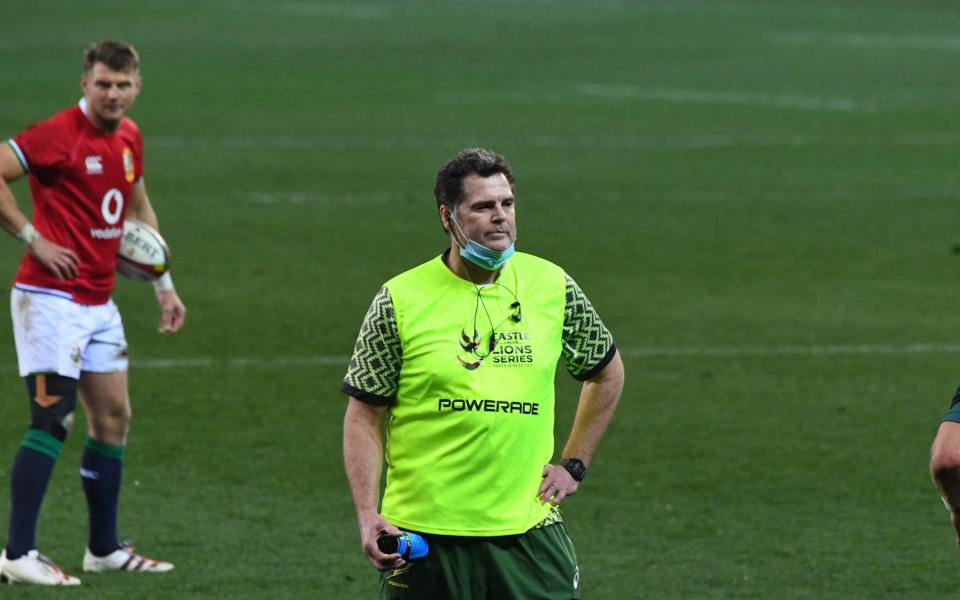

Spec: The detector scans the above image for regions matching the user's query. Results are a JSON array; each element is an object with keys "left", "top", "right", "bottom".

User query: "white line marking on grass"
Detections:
[
  {"left": 574, "top": 187, "right": 958, "bottom": 204},
  {"left": 135, "top": 358, "right": 216, "bottom": 368},
  {"left": 435, "top": 86, "right": 879, "bottom": 113},
  {"left": 530, "top": 132, "right": 960, "bottom": 149},
  {"left": 4, "top": 343, "right": 952, "bottom": 373},
  {"left": 577, "top": 83, "right": 877, "bottom": 113},
  {"left": 149, "top": 135, "right": 445, "bottom": 150},
  {"left": 623, "top": 343, "right": 960, "bottom": 358},
  {"left": 227, "top": 1, "right": 388, "bottom": 19},
  {"left": 893, "top": 133, "right": 960, "bottom": 146},
  {"left": 0, "top": 356, "right": 352, "bottom": 373},
  {"left": 443, "top": 0, "right": 849, "bottom": 18},
  {"left": 433, "top": 91, "right": 575, "bottom": 105},
  {"left": 769, "top": 31, "right": 960, "bottom": 51},
  {"left": 246, "top": 192, "right": 393, "bottom": 205},
  {"left": 224, "top": 356, "right": 349, "bottom": 367},
  {"left": 132, "top": 356, "right": 351, "bottom": 369},
  {"left": 151, "top": 132, "right": 959, "bottom": 153}
]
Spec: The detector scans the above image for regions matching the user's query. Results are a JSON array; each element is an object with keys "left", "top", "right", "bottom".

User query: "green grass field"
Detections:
[{"left": 2, "top": 1, "right": 960, "bottom": 597}]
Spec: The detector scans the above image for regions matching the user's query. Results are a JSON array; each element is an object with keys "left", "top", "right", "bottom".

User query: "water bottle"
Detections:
[{"left": 377, "top": 531, "right": 429, "bottom": 560}]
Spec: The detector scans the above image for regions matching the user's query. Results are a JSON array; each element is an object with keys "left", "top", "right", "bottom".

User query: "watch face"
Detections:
[{"left": 563, "top": 459, "right": 586, "bottom": 481}]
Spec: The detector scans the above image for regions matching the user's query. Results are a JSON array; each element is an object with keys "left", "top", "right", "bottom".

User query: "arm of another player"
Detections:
[
  {"left": 539, "top": 350, "right": 624, "bottom": 505},
  {"left": 343, "top": 397, "right": 405, "bottom": 571},
  {"left": 0, "top": 143, "right": 79, "bottom": 279},
  {"left": 126, "top": 178, "right": 186, "bottom": 334},
  {"left": 930, "top": 421, "right": 960, "bottom": 549}
]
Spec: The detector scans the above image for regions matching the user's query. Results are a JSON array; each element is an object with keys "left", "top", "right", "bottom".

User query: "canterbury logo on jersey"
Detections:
[
  {"left": 85, "top": 155, "right": 103, "bottom": 174},
  {"left": 438, "top": 398, "right": 540, "bottom": 415}
]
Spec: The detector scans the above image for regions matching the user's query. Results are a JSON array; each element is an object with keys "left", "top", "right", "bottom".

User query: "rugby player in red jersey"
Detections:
[{"left": 0, "top": 40, "right": 185, "bottom": 585}]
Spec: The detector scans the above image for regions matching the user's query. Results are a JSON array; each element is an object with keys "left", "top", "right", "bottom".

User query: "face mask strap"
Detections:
[{"left": 447, "top": 210, "right": 469, "bottom": 250}]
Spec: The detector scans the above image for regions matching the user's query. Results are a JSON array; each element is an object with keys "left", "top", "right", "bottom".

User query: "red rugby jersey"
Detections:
[{"left": 9, "top": 100, "right": 144, "bottom": 305}]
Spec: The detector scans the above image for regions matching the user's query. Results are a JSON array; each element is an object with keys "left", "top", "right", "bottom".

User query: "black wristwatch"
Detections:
[{"left": 560, "top": 458, "right": 587, "bottom": 482}]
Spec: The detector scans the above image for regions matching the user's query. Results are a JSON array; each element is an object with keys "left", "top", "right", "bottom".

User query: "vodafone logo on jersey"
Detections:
[
  {"left": 89, "top": 189, "right": 125, "bottom": 239},
  {"left": 85, "top": 155, "right": 103, "bottom": 175}
]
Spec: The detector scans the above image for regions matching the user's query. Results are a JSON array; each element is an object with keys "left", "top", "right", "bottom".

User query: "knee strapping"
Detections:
[{"left": 25, "top": 373, "right": 78, "bottom": 442}]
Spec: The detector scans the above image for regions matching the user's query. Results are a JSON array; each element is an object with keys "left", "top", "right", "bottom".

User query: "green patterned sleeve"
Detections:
[
  {"left": 340, "top": 287, "right": 403, "bottom": 405},
  {"left": 561, "top": 275, "right": 617, "bottom": 381}
]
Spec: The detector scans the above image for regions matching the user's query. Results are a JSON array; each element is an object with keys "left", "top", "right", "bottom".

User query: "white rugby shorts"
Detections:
[{"left": 10, "top": 285, "right": 129, "bottom": 379}]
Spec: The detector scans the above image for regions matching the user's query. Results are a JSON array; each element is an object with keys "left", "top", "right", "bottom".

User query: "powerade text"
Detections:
[{"left": 438, "top": 398, "right": 539, "bottom": 415}]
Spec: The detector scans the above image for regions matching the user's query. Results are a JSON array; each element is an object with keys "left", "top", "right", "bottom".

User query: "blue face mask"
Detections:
[
  {"left": 450, "top": 214, "right": 516, "bottom": 271},
  {"left": 460, "top": 238, "right": 516, "bottom": 271}
]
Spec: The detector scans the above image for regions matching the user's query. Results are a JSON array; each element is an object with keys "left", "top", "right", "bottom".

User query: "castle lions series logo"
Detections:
[{"left": 456, "top": 328, "right": 534, "bottom": 370}]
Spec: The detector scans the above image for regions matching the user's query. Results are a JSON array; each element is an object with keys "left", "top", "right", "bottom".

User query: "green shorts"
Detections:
[
  {"left": 378, "top": 523, "right": 581, "bottom": 600},
  {"left": 943, "top": 386, "right": 960, "bottom": 422}
]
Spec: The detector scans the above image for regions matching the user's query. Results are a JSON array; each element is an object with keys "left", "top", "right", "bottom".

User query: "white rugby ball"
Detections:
[{"left": 116, "top": 218, "right": 171, "bottom": 281}]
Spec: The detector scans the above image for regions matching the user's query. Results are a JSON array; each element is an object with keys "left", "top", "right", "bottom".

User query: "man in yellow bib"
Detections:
[{"left": 342, "top": 148, "right": 624, "bottom": 599}]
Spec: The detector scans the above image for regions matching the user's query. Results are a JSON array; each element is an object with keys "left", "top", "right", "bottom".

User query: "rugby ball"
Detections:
[{"left": 116, "top": 219, "right": 171, "bottom": 281}]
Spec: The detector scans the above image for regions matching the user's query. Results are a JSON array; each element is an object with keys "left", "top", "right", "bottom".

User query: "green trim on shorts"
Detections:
[
  {"left": 22, "top": 428, "right": 63, "bottom": 460},
  {"left": 378, "top": 523, "right": 581, "bottom": 599},
  {"left": 85, "top": 435, "right": 125, "bottom": 460}
]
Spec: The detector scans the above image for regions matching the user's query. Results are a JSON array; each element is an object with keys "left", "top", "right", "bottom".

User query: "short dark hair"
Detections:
[
  {"left": 434, "top": 148, "right": 515, "bottom": 211},
  {"left": 84, "top": 40, "right": 140, "bottom": 74}
]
